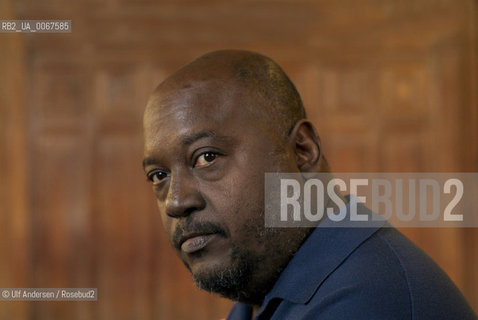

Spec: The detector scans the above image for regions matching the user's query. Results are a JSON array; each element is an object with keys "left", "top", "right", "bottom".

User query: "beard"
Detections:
[
  {"left": 189, "top": 227, "right": 311, "bottom": 306},
  {"left": 173, "top": 214, "right": 312, "bottom": 305},
  {"left": 191, "top": 242, "right": 261, "bottom": 304}
]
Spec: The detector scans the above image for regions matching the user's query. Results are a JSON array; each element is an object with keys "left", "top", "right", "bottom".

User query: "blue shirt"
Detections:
[{"left": 227, "top": 202, "right": 476, "bottom": 320}]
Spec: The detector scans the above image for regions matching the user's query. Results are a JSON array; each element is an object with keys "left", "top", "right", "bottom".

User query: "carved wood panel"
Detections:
[{"left": 1, "top": 0, "right": 476, "bottom": 318}]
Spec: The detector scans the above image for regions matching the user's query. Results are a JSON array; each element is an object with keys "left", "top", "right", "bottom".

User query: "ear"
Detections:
[{"left": 288, "top": 120, "right": 321, "bottom": 172}]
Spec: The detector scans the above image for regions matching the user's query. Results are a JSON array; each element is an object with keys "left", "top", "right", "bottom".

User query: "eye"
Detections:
[
  {"left": 147, "top": 170, "right": 169, "bottom": 185},
  {"left": 194, "top": 152, "right": 217, "bottom": 168}
]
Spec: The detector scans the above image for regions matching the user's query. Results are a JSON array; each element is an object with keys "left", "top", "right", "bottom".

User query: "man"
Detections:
[{"left": 142, "top": 50, "right": 476, "bottom": 319}]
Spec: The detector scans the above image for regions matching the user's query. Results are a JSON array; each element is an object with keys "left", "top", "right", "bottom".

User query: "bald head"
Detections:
[{"left": 152, "top": 50, "right": 307, "bottom": 140}]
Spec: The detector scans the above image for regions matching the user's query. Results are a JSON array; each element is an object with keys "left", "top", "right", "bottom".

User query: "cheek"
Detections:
[
  {"left": 158, "top": 200, "right": 174, "bottom": 239},
  {"left": 211, "top": 171, "right": 266, "bottom": 240},
  {"left": 211, "top": 147, "right": 279, "bottom": 234}
]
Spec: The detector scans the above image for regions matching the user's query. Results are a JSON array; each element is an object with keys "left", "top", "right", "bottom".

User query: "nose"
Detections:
[{"left": 164, "top": 170, "right": 205, "bottom": 218}]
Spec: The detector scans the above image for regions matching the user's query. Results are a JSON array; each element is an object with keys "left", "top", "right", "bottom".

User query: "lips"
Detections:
[
  {"left": 173, "top": 221, "right": 227, "bottom": 255},
  {"left": 180, "top": 233, "right": 217, "bottom": 254}
]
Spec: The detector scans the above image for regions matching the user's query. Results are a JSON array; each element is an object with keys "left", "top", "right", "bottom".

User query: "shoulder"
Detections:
[
  {"left": 292, "top": 226, "right": 476, "bottom": 320},
  {"left": 299, "top": 227, "right": 413, "bottom": 319}
]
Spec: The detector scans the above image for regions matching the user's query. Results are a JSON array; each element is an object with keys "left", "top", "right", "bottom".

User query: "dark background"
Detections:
[{"left": 1, "top": 0, "right": 477, "bottom": 318}]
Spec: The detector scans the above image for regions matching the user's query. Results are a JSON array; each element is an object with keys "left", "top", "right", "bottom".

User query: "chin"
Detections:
[
  {"left": 188, "top": 244, "right": 268, "bottom": 305},
  {"left": 192, "top": 260, "right": 253, "bottom": 301}
]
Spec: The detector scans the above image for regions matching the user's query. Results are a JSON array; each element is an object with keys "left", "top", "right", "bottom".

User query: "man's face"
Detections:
[{"left": 143, "top": 78, "right": 297, "bottom": 303}]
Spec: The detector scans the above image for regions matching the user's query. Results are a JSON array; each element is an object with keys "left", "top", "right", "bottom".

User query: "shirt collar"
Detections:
[{"left": 226, "top": 302, "right": 252, "bottom": 320}]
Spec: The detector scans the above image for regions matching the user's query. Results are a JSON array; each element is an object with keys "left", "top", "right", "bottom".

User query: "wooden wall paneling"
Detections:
[
  {"left": 94, "top": 135, "right": 152, "bottom": 320},
  {"left": 29, "top": 134, "right": 92, "bottom": 319},
  {"left": 7, "top": 0, "right": 478, "bottom": 316},
  {"left": 93, "top": 65, "right": 153, "bottom": 319},
  {"left": 315, "top": 63, "right": 381, "bottom": 172},
  {"left": 463, "top": 0, "right": 478, "bottom": 308},
  {"left": 0, "top": 0, "right": 29, "bottom": 319},
  {"left": 27, "top": 59, "right": 95, "bottom": 319},
  {"left": 324, "top": 134, "right": 380, "bottom": 172},
  {"left": 33, "top": 71, "right": 88, "bottom": 128},
  {"left": 380, "top": 61, "right": 429, "bottom": 120},
  {"left": 429, "top": 39, "right": 465, "bottom": 171},
  {"left": 320, "top": 66, "right": 375, "bottom": 114},
  {"left": 287, "top": 62, "right": 321, "bottom": 121},
  {"left": 379, "top": 132, "right": 426, "bottom": 171}
]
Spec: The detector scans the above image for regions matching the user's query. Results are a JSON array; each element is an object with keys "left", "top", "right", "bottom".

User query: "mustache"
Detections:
[{"left": 172, "top": 219, "right": 228, "bottom": 249}]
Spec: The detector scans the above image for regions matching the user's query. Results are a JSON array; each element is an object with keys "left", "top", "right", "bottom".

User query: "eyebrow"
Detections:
[
  {"left": 142, "top": 130, "right": 230, "bottom": 169},
  {"left": 180, "top": 130, "right": 218, "bottom": 146},
  {"left": 142, "top": 156, "right": 158, "bottom": 169}
]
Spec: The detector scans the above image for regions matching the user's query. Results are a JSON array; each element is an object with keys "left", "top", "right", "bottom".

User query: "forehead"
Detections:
[{"left": 143, "top": 79, "right": 260, "bottom": 153}]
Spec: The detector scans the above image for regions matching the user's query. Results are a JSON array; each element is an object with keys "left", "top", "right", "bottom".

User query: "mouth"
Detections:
[{"left": 179, "top": 233, "right": 219, "bottom": 254}]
